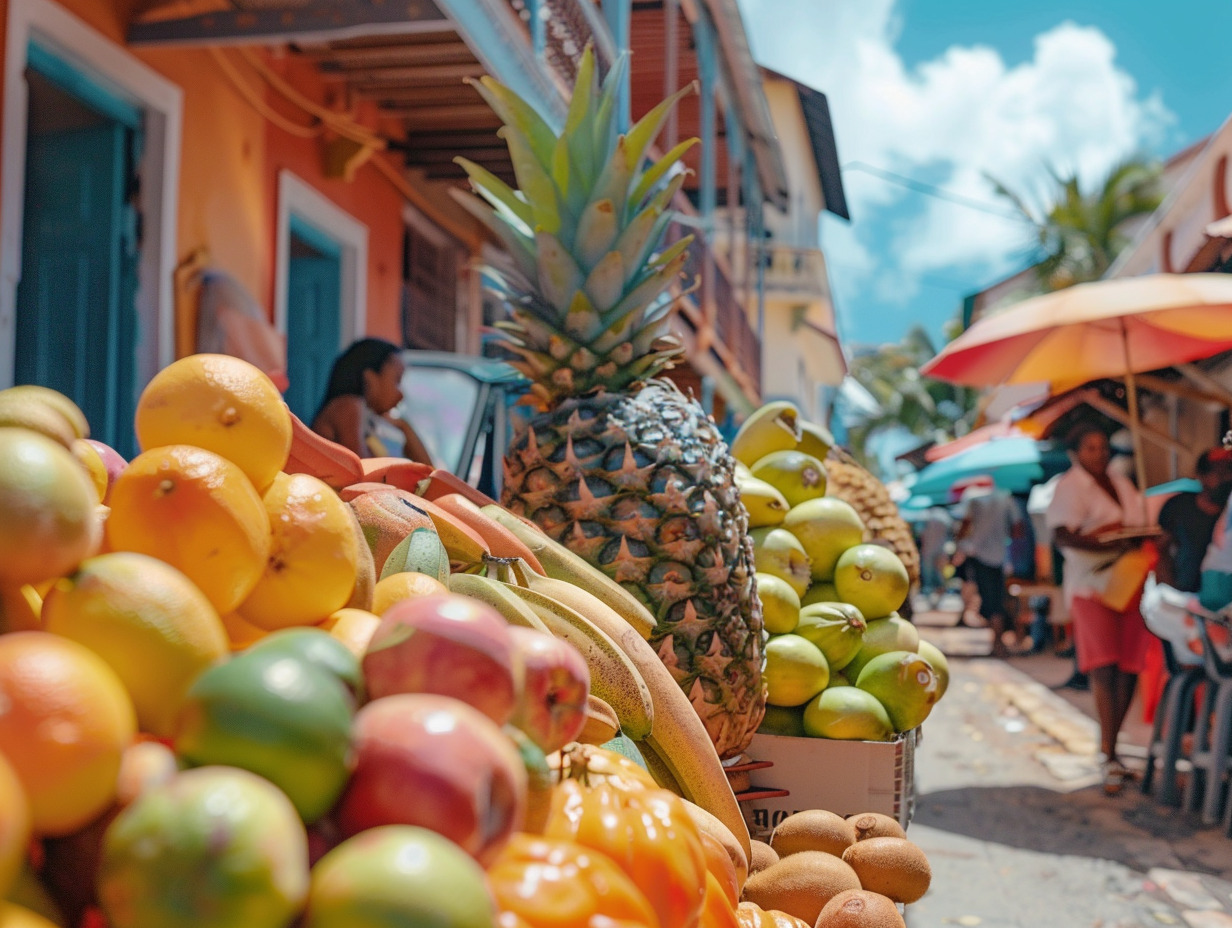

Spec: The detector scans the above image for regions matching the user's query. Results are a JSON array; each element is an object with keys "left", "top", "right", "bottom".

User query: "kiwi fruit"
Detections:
[
  {"left": 847, "top": 812, "right": 906, "bottom": 842},
  {"left": 841, "top": 837, "right": 931, "bottom": 904},
  {"left": 749, "top": 839, "right": 781, "bottom": 875},
  {"left": 770, "top": 809, "right": 856, "bottom": 858},
  {"left": 741, "top": 850, "right": 862, "bottom": 925},
  {"left": 815, "top": 889, "right": 905, "bottom": 927}
]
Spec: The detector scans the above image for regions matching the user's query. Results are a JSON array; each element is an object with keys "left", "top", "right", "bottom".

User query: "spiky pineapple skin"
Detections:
[{"left": 502, "top": 378, "right": 766, "bottom": 759}]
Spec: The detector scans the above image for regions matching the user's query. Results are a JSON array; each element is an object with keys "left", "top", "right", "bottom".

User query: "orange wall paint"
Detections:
[
  {"left": 3, "top": 0, "right": 409, "bottom": 359},
  {"left": 257, "top": 50, "right": 406, "bottom": 345}
]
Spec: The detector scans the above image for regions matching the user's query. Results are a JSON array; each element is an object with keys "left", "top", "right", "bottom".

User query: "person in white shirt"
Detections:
[{"left": 1046, "top": 424, "right": 1150, "bottom": 796}]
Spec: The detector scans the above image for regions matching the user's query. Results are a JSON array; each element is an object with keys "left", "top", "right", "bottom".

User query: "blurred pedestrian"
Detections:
[
  {"left": 1155, "top": 447, "right": 1232, "bottom": 594},
  {"left": 918, "top": 506, "right": 953, "bottom": 605},
  {"left": 953, "top": 478, "right": 1024, "bottom": 657},
  {"left": 312, "top": 337, "right": 431, "bottom": 464},
  {"left": 1046, "top": 424, "right": 1151, "bottom": 796}
]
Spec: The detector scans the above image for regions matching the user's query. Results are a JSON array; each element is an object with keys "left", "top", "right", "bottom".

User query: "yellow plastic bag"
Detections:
[{"left": 1099, "top": 545, "right": 1157, "bottom": 612}]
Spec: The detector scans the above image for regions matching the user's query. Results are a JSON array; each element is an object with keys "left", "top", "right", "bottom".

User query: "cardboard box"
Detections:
[{"left": 742, "top": 730, "right": 917, "bottom": 836}]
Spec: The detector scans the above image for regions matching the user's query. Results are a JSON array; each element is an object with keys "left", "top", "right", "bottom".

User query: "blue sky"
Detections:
[{"left": 736, "top": 0, "right": 1232, "bottom": 351}]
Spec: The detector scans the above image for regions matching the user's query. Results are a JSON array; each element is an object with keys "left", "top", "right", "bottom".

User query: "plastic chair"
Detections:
[
  {"left": 1180, "top": 610, "right": 1232, "bottom": 825},
  {"left": 1140, "top": 639, "right": 1205, "bottom": 806}
]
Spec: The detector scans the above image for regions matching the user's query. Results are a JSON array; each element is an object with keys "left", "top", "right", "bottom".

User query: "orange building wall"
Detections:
[{"left": 0, "top": 0, "right": 408, "bottom": 359}]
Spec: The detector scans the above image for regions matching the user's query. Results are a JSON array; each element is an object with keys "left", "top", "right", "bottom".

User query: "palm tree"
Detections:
[
  {"left": 989, "top": 156, "right": 1163, "bottom": 291},
  {"left": 846, "top": 324, "right": 977, "bottom": 469}
]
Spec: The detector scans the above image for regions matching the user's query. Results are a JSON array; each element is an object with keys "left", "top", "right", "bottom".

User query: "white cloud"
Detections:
[{"left": 737, "top": 2, "right": 1177, "bottom": 335}]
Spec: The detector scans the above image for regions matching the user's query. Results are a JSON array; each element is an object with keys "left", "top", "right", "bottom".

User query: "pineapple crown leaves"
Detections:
[{"left": 453, "top": 46, "right": 699, "bottom": 402}]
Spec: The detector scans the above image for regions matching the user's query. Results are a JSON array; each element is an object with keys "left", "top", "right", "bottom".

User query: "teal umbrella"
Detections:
[{"left": 906, "top": 437, "right": 1069, "bottom": 500}]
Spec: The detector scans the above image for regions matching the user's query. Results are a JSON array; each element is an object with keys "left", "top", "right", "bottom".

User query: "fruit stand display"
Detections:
[{"left": 0, "top": 51, "right": 949, "bottom": 928}]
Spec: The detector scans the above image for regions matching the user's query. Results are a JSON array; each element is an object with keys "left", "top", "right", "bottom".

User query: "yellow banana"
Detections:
[
  {"left": 481, "top": 505, "right": 658, "bottom": 639},
  {"left": 730, "top": 400, "right": 801, "bottom": 467},
  {"left": 570, "top": 599, "right": 752, "bottom": 864},
  {"left": 500, "top": 582, "right": 654, "bottom": 740},
  {"left": 447, "top": 572, "right": 551, "bottom": 635}
]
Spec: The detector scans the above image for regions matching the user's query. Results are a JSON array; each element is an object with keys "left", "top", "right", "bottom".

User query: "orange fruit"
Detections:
[
  {"left": 318, "top": 608, "right": 381, "bottom": 659},
  {"left": 0, "top": 429, "right": 101, "bottom": 588},
  {"left": 219, "top": 610, "right": 269, "bottom": 651},
  {"left": 134, "top": 354, "right": 292, "bottom": 492},
  {"left": 41, "top": 553, "right": 229, "bottom": 738},
  {"left": 370, "top": 571, "right": 449, "bottom": 616},
  {"left": 0, "top": 752, "right": 30, "bottom": 897},
  {"left": 0, "top": 632, "right": 136, "bottom": 836},
  {"left": 236, "top": 473, "right": 360, "bottom": 630},
  {"left": 105, "top": 445, "right": 271, "bottom": 614}
]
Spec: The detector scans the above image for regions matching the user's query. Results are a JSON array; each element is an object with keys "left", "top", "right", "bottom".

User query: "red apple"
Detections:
[
  {"left": 362, "top": 594, "right": 520, "bottom": 725},
  {"left": 85, "top": 439, "right": 127, "bottom": 503},
  {"left": 507, "top": 626, "right": 590, "bottom": 754},
  {"left": 336, "top": 693, "right": 527, "bottom": 865}
]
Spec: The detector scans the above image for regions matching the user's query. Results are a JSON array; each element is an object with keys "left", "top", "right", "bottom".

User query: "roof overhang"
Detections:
[
  {"left": 698, "top": 0, "right": 789, "bottom": 210},
  {"left": 759, "top": 66, "right": 849, "bottom": 221}
]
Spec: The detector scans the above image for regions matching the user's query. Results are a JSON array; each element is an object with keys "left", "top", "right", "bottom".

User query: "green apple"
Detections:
[
  {"left": 917, "top": 640, "right": 950, "bottom": 698},
  {"left": 843, "top": 616, "right": 920, "bottom": 681},
  {"left": 803, "top": 686, "right": 895, "bottom": 741},
  {"left": 833, "top": 544, "right": 910, "bottom": 620},
  {"left": 764, "top": 634, "right": 830, "bottom": 707},
  {"left": 796, "top": 603, "right": 867, "bottom": 672},
  {"left": 752, "top": 528, "right": 812, "bottom": 598},
  {"left": 855, "top": 651, "right": 941, "bottom": 733},
  {"left": 782, "top": 497, "right": 865, "bottom": 581},
  {"left": 750, "top": 450, "right": 828, "bottom": 509},
  {"left": 758, "top": 704, "right": 807, "bottom": 737},
  {"left": 757, "top": 573, "right": 801, "bottom": 635}
]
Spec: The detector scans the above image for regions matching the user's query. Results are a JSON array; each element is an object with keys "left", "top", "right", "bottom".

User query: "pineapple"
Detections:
[{"left": 455, "top": 49, "right": 765, "bottom": 759}]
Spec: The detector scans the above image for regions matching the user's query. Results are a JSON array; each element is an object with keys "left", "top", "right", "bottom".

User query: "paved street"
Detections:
[{"left": 905, "top": 607, "right": 1232, "bottom": 927}]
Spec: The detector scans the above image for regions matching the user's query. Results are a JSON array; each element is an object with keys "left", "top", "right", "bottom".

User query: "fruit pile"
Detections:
[
  {"left": 0, "top": 357, "right": 939, "bottom": 927},
  {"left": 731, "top": 402, "right": 948, "bottom": 742}
]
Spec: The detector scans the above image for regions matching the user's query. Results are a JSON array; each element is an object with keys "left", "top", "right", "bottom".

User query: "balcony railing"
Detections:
[
  {"left": 504, "top": 0, "right": 616, "bottom": 87},
  {"left": 667, "top": 217, "right": 762, "bottom": 397},
  {"left": 762, "top": 245, "right": 831, "bottom": 301}
]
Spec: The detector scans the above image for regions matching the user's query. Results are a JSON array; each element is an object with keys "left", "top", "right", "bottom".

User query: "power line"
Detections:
[{"left": 841, "top": 161, "right": 1035, "bottom": 224}]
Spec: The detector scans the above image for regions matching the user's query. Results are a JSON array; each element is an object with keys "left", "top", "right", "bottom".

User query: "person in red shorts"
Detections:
[{"left": 1046, "top": 424, "right": 1151, "bottom": 796}]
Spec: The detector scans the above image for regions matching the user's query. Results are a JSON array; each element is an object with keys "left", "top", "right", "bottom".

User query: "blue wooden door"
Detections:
[
  {"left": 15, "top": 51, "right": 140, "bottom": 456},
  {"left": 285, "top": 219, "right": 342, "bottom": 422}
]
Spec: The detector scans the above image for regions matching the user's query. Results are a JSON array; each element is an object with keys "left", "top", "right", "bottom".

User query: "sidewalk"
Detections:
[{"left": 904, "top": 604, "right": 1232, "bottom": 928}]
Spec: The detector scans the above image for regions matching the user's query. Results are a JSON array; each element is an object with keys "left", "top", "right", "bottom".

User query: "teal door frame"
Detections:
[
  {"left": 285, "top": 214, "right": 343, "bottom": 422},
  {"left": 15, "top": 40, "right": 143, "bottom": 454}
]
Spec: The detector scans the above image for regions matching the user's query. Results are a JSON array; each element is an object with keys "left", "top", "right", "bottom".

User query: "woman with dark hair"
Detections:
[
  {"left": 311, "top": 337, "right": 431, "bottom": 464},
  {"left": 1046, "top": 423, "right": 1150, "bottom": 795}
]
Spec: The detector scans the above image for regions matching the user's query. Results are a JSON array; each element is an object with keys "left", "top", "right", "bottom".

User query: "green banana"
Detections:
[
  {"left": 500, "top": 582, "right": 654, "bottom": 741},
  {"left": 447, "top": 572, "right": 551, "bottom": 635},
  {"left": 481, "top": 505, "right": 657, "bottom": 639},
  {"left": 380, "top": 527, "right": 449, "bottom": 583},
  {"left": 730, "top": 400, "right": 802, "bottom": 467}
]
